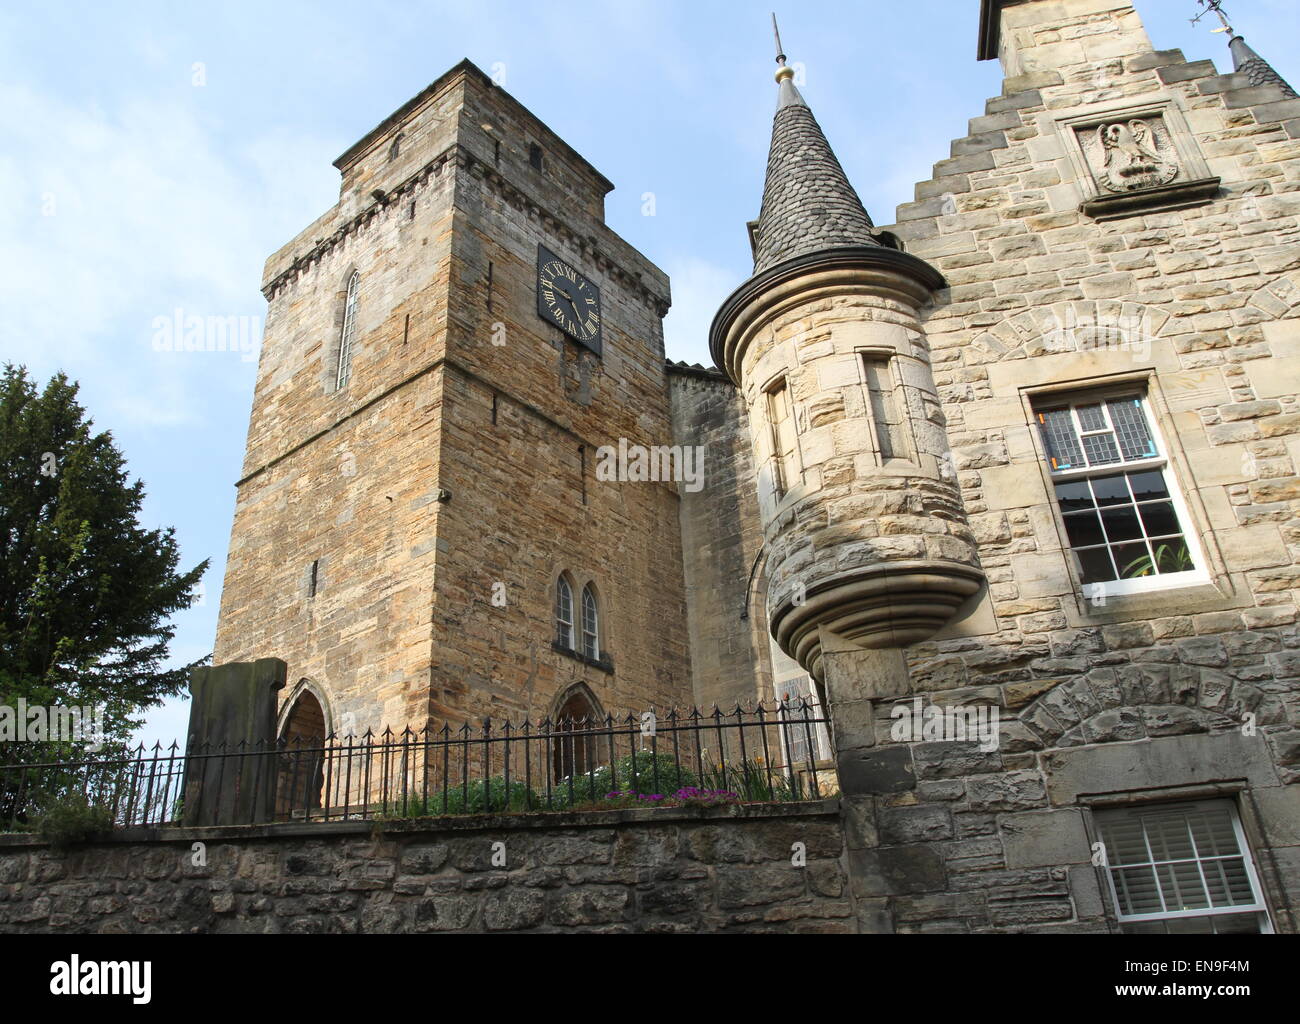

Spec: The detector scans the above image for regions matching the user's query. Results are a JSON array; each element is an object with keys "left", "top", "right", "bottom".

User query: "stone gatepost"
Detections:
[{"left": 182, "top": 659, "right": 286, "bottom": 826}]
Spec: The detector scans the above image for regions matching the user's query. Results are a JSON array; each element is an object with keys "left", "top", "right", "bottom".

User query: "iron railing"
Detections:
[{"left": 1, "top": 700, "right": 836, "bottom": 831}]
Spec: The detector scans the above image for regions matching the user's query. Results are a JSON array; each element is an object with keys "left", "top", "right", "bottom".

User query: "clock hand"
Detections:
[{"left": 552, "top": 286, "right": 579, "bottom": 327}]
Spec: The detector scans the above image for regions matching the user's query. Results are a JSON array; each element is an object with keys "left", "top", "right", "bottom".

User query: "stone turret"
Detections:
[{"left": 709, "top": 40, "right": 984, "bottom": 683}]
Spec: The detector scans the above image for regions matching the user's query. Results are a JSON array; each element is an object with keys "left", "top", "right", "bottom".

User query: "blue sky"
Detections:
[{"left": 2, "top": 0, "right": 1296, "bottom": 746}]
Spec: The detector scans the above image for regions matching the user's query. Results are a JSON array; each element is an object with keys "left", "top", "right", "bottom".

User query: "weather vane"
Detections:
[{"left": 1191, "top": 0, "right": 1234, "bottom": 35}]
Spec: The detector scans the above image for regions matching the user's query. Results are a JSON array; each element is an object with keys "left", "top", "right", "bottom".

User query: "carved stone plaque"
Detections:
[{"left": 1077, "top": 116, "right": 1179, "bottom": 193}]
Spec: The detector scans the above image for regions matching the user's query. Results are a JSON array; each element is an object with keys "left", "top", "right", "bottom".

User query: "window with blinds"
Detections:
[
  {"left": 1095, "top": 801, "right": 1272, "bottom": 934},
  {"left": 776, "top": 676, "right": 831, "bottom": 767}
]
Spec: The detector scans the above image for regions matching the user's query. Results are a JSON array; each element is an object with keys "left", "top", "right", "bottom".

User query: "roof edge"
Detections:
[
  {"left": 708, "top": 246, "right": 948, "bottom": 382},
  {"left": 978, "top": 0, "right": 1002, "bottom": 62},
  {"left": 331, "top": 58, "right": 616, "bottom": 195}
]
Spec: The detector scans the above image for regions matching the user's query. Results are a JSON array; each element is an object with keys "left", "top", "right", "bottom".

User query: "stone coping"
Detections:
[{"left": 0, "top": 798, "right": 841, "bottom": 849}]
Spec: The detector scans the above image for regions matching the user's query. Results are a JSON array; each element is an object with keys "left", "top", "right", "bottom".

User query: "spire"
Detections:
[
  {"left": 1229, "top": 36, "right": 1297, "bottom": 99},
  {"left": 1193, "top": 2, "right": 1296, "bottom": 100},
  {"left": 751, "top": 18, "right": 880, "bottom": 275}
]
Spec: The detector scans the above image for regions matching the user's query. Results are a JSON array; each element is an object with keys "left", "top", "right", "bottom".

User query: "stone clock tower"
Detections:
[{"left": 214, "top": 61, "right": 694, "bottom": 738}]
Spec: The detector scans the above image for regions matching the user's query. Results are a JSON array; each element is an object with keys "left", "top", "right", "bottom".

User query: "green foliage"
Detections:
[
  {"left": 377, "top": 776, "right": 540, "bottom": 818},
  {"left": 0, "top": 365, "right": 208, "bottom": 748},
  {"left": 34, "top": 793, "right": 114, "bottom": 847},
  {"left": 699, "top": 760, "right": 816, "bottom": 803},
  {"left": 548, "top": 751, "right": 696, "bottom": 808},
  {"left": 1121, "top": 541, "right": 1194, "bottom": 580}
]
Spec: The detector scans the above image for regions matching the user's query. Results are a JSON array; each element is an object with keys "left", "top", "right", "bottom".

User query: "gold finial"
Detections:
[{"left": 772, "top": 13, "right": 795, "bottom": 83}]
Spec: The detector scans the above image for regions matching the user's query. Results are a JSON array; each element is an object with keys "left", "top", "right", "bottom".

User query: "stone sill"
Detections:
[
  {"left": 1080, "top": 177, "right": 1221, "bottom": 221},
  {"left": 551, "top": 642, "right": 614, "bottom": 674},
  {"left": 1071, "top": 580, "right": 1246, "bottom": 626},
  {"left": 0, "top": 798, "right": 841, "bottom": 849}
]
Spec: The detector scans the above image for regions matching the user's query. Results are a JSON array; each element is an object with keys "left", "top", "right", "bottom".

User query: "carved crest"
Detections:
[{"left": 1095, "top": 119, "right": 1178, "bottom": 192}]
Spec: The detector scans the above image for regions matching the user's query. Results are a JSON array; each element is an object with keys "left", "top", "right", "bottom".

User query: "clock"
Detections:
[{"left": 537, "top": 245, "right": 602, "bottom": 355}]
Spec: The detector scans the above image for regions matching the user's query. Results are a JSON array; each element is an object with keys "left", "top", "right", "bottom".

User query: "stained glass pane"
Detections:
[
  {"left": 1110, "top": 397, "right": 1158, "bottom": 460},
  {"left": 1082, "top": 431, "right": 1121, "bottom": 466},
  {"left": 1077, "top": 404, "right": 1107, "bottom": 431},
  {"left": 1038, "top": 408, "right": 1083, "bottom": 471}
]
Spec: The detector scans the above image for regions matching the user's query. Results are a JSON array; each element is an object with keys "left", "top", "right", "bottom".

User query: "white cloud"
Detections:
[{"left": 0, "top": 80, "right": 338, "bottom": 429}]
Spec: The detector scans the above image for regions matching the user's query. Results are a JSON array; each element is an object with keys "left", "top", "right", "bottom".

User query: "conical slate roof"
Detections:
[
  {"left": 1229, "top": 35, "right": 1297, "bottom": 99},
  {"left": 750, "top": 75, "right": 880, "bottom": 275}
]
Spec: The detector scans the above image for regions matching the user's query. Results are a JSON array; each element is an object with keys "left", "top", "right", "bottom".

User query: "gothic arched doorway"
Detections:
[
  {"left": 277, "top": 685, "right": 329, "bottom": 818},
  {"left": 551, "top": 685, "right": 602, "bottom": 783}
]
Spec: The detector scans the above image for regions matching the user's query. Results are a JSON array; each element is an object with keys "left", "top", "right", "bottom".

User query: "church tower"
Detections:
[
  {"left": 214, "top": 62, "right": 693, "bottom": 738},
  {"left": 708, "top": 32, "right": 985, "bottom": 684}
]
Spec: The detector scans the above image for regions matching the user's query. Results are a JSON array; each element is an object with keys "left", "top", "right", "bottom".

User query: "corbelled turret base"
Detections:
[{"left": 770, "top": 560, "right": 985, "bottom": 681}]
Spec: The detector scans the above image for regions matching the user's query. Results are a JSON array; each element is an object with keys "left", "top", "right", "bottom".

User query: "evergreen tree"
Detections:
[{"left": 0, "top": 364, "right": 208, "bottom": 747}]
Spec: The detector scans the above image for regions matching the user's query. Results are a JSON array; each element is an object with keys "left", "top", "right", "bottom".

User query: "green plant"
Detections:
[
  {"left": 375, "top": 776, "right": 539, "bottom": 818},
  {"left": 1121, "top": 541, "right": 1193, "bottom": 580},
  {"left": 34, "top": 793, "right": 114, "bottom": 847},
  {"left": 699, "top": 759, "right": 811, "bottom": 803},
  {"left": 548, "top": 751, "right": 696, "bottom": 808}
]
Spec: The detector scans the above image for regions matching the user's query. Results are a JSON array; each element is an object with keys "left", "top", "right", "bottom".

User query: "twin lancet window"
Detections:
[{"left": 556, "top": 576, "right": 600, "bottom": 661}]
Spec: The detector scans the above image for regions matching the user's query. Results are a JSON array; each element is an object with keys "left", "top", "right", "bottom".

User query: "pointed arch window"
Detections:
[
  {"left": 336, "top": 271, "right": 360, "bottom": 391},
  {"left": 555, "top": 575, "right": 574, "bottom": 650},
  {"left": 581, "top": 585, "right": 600, "bottom": 660}
]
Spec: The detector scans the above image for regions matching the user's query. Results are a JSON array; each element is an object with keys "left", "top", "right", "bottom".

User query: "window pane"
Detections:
[
  {"left": 1110, "top": 398, "right": 1158, "bottom": 461},
  {"left": 1128, "top": 469, "right": 1169, "bottom": 503},
  {"left": 1116, "top": 542, "right": 1154, "bottom": 579},
  {"left": 1064, "top": 512, "right": 1105, "bottom": 548},
  {"left": 1091, "top": 474, "right": 1131, "bottom": 506},
  {"left": 1166, "top": 916, "right": 1214, "bottom": 934},
  {"left": 1212, "top": 913, "right": 1263, "bottom": 934},
  {"left": 1145, "top": 815, "right": 1197, "bottom": 862},
  {"left": 1121, "top": 920, "right": 1170, "bottom": 935},
  {"left": 1078, "top": 548, "right": 1117, "bottom": 584},
  {"left": 1114, "top": 867, "right": 1165, "bottom": 915},
  {"left": 1138, "top": 502, "right": 1180, "bottom": 538},
  {"left": 1077, "top": 403, "right": 1107, "bottom": 432},
  {"left": 1157, "top": 861, "right": 1209, "bottom": 911},
  {"left": 1038, "top": 409, "right": 1083, "bottom": 471},
  {"left": 1189, "top": 807, "right": 1240, "bottom": 857},
  {"left": 1154, "top": 539, "right": 1193, "bottom": 575},
  {"left": 1082, "top": 432, "right": 1121, "bottom": 466},
  {"left": 1054, "top": 479, "right": 1095, "bottom": 512},
  {"left": 1100, "top": 506, "right": 1143, "bottom": 543}
]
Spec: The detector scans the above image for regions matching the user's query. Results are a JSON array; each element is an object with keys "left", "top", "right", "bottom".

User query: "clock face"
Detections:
[{"left": 537, "top": 245, "right": 602, "bottom": 355}]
